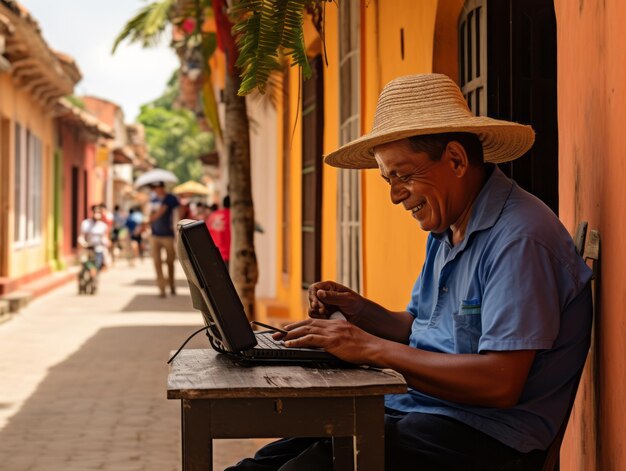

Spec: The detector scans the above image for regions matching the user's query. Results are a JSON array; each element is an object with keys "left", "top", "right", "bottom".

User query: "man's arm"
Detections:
[
  {"left": 371, "top": 340, "right": 536, "bottom": 408},
  {"left": 282, "top": 319, "right": 535, "bottom": 408},
  {"left": 149, "top": 205, "right": 167, "bottom": 223}
]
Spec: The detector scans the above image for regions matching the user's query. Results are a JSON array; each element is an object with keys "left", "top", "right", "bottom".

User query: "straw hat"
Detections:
[{"left": 324, "top": 74, "right": 535, "bottom": 169}]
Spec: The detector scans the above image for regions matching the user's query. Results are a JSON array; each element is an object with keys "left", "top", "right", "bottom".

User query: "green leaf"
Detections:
[
  {"left": 232, "top": 0, "right": 315, "bottom": 95},
  {"left": 112, "top": 0, "right": 176, "bottom": 54}
]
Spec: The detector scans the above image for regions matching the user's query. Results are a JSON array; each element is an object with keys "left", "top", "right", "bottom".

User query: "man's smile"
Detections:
[{"left": 410, "top": 202, "right": 426, "bottom": 215}]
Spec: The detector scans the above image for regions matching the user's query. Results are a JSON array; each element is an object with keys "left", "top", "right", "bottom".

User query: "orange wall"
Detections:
[
  {"left": 556, "top": 0, "right": 626, "bottom": 469},
  {"left": 361, "top": 0, "right": 438, "bottom": 310}
]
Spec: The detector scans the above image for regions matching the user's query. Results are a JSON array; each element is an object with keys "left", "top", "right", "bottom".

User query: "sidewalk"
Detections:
[{"left": 0, "top": 259, "right": 270, "bottom": 471}]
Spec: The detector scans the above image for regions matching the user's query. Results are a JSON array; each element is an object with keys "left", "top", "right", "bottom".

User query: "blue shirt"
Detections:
[
  {"left": 150, "top": 193, "right": 179, "bottom": 237},
  {"left": 384, "top": 166, "right": 593, "bottom": 453}
]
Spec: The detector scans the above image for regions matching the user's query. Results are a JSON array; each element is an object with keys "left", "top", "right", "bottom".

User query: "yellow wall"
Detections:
[
  {"left": 272, "top": 0, "right": 450, "bottom": 319},
  {"left": 361, "top": 0, "right": 439, "bottom": 310},
  {"left": 0, "top": 75, "right": 55, "bottom": 280}
]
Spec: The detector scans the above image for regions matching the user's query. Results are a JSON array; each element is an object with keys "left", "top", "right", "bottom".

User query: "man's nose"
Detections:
[{"left": 390, "top": 182, "right": 409, "bottom": 205}]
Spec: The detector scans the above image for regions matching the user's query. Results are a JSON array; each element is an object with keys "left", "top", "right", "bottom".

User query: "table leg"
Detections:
[
  {"left": 182, "top": 399, "right": 212, "bottom": 471},
  {"left": 354, "top": 397, "right": 384, "bottom": 471},
  {"left": 332, "top": 436, "right": 354, "bottom": 470}
]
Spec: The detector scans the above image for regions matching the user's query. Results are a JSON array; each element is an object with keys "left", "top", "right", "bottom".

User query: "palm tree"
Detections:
[
  {"left": 114, "top": 0, "right": 328, "bottom": 318},
  {"left": 114, "top": 0, "right": 258, "bottom": 319}
]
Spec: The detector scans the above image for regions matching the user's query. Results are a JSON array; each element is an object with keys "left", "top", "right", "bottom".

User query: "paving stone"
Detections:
[{"left": 0, "top": 262, "right": 257, "bottom": 470}]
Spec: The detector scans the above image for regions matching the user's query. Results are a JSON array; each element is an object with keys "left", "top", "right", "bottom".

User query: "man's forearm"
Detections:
[
  {"left": 368, "top": 341, "right": 536, "bottom": 408},
  {"left": 355, "top": 301, "right": 413, "bottom": 343}
]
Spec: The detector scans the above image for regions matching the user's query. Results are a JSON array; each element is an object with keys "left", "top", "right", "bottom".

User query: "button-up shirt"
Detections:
[{"left": 385, "top": 165, "right": 593, "bottom": 453}]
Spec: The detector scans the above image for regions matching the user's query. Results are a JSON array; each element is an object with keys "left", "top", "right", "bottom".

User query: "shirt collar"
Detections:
[{"left": 432, "top": 165, "right": 514, "bottom": 248}]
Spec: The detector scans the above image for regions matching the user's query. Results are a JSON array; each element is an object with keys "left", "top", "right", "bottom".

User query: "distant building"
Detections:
[{"left": 0, "top": 0, "right": 80, "bottom": 294}]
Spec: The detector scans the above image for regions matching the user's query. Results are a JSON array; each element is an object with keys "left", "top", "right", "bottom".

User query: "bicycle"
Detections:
[{"left": 77, "top": 246, "right": 99, "bottom": 295}]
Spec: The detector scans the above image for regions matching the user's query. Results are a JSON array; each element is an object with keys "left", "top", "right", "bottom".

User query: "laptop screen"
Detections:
[{"left": 176, "top": 219, "right": 257, "bottom": 352}]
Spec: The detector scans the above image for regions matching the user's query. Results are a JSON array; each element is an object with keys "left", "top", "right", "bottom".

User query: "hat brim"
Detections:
[{"left": 324, "top": 116, "right": 535, "bottom": 169}]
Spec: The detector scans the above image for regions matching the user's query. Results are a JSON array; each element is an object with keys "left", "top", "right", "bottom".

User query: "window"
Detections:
[
  {"left": 459, "top": 0, "right": 487, "bottom": 116},
  {"left": 460, "top": 0, "right": 558, "bottom": 213},
  {"left": 13, "top": 123, "right": 43, "bottom": 245},
  {"left": 337, "top": 0, "right": 362, "bottom": 292},
  {"left": 301, "top": 55, "right": 324, "bottom": 288}
]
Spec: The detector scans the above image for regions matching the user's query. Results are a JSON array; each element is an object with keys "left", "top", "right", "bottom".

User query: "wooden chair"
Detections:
[{"left": 541, "top": 221, "right": 600, "bottom": 471}]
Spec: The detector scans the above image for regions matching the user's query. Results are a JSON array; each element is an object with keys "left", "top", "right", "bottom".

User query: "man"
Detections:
[
  {"left": 148, "top": 181, "right": 180, "bottom": 297},
  {"left": 228, "top": 74, "right": 592, "bottom": 470},
  {"left": 207, "top": 195, "right": 231, "bottom": 269},
  {"left": 78, "top": 204, "right": 110, "bottom": 276}
]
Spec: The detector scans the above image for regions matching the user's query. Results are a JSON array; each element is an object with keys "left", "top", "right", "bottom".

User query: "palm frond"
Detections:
[
  {"left": 232, "top": 0, "right": 320, "bottom": 95},
  {"left": 112, "top": 0, "right": 177, "bottom": 53}
]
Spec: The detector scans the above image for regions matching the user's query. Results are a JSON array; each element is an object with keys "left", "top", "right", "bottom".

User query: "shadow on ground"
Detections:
[
  {"left": 0, "top": 326, "right": 201, "bottom": 470},
  {"left": 129, "top": 279, "right": 189, "bottom": 288},
  {"left": 0, "top": 325, "right": 267, "bottom": 470},
  {"left": 121, "top": 293, "right": 195, "bottom": 313}
]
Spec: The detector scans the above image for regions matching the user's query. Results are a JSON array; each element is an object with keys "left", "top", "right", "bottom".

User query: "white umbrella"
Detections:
[{"left": 134, "top": 168, "right": 179, "bottom": 189}]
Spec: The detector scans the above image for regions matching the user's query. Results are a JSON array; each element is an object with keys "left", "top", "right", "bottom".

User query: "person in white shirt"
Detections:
[{"left": 78, "top": 204, "right": 110, "bottom": 275}]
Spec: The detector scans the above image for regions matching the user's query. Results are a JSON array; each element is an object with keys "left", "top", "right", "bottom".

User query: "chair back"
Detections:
[{"left": 541, "top": 222, "right": 599, "bottom": 471}]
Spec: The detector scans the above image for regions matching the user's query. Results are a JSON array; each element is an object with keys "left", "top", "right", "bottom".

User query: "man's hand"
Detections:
[
  {"left": 307, "top": 281, "right": 366, "bottom": 323},
  {"left": 277, "top": 318, "right": 384, "bottom": 365}
]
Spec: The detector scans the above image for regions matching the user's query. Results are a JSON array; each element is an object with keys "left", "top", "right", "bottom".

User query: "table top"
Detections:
[{"left": 167, "top": 349, "right": 407, "bottom": 400}]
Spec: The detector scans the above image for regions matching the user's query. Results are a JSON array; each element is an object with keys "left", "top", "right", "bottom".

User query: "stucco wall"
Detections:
[
  {"left": 556, "top": 0, "right": 626, "bottom": 469},
  {"left": 247, "top": 96, "right": 278, "bottom": 299},
  {"left": 0, "top": 76, "right": 55, "bottom": 281},
  {"left": 361, "top": 0, "right": 437, "bottom": 310}
]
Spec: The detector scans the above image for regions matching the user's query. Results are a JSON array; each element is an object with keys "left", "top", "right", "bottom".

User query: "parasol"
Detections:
[
  {"left": 133, "top": 168, "right": 179, "bottom": 189},
  {"left": 173, "top": 180, "right": 210, "bottom": 196}
]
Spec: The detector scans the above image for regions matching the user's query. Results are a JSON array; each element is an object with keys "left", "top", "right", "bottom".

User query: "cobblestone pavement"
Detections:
[{"left": 0, "top": 259, "right": 271, "bottom": 471}]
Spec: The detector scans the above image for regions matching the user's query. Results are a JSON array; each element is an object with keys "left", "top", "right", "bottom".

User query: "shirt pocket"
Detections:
[{"left": 452, "top": 299, "right": 482, "bottom": 353}]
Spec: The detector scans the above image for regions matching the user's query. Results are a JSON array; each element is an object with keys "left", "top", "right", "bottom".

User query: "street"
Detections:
[{"left": 0, "top": 259, "right": 270, "bottom": 471}]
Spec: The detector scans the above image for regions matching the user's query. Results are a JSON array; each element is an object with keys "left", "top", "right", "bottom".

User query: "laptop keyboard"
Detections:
[{"left": 255, "top": 332, "right": 287, "bottom": 350}]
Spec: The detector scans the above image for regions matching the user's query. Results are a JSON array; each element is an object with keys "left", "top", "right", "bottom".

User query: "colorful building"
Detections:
[
  {"left": 242, "top": 0, "right": 624, "bottom": 467},
  {"left": 53, "top": 98, "right": 113, "bottom": 269},
  {"left": 0, "top": 1, "right": 149, "bottom": 297},
  {"left": 0, "top": 0, "right": 79, "bottom": 294}
]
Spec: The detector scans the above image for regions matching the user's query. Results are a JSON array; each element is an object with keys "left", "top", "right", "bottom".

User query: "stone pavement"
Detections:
[{"left": 0, "top": 258, "right": 271, "bottom": 471}]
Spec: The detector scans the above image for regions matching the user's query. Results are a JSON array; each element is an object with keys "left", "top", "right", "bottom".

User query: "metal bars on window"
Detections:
[{"left": 459, "top": 0, "right": 487, "bottom": 116}]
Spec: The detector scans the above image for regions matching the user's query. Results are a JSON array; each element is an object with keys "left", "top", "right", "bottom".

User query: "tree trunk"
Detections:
[{"left": 224, "top": 71, "right": 258, "bottom": 320}]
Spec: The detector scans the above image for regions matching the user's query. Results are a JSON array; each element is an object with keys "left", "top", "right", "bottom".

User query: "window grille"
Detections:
[{"left": 459, "top": 0, "right": 487, "bottom": 116}]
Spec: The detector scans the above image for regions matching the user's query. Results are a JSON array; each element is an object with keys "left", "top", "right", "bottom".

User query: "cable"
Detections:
[{"left": 167, "top": 326, "right": 211, "bottom": 364}]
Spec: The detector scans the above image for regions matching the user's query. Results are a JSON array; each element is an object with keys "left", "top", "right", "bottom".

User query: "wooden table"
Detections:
[{"left": 167, "top": 349, "right": 407, "bottom": 470}]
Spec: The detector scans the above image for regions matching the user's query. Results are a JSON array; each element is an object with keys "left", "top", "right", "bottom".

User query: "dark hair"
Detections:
[
  {"left": 209, "top": 203, "right": 218, "bottom": 212},
  {"left": 407, "top": 132, "right": 484, "bottom": 165},
  {"left": 91, "top": 204, "right": 101, "bottom": 212},
  {"left": 149, "top": 181, "right": 165, "bottom": 189},
  {"left": 223, "top": 195, "right": 230, "bottom": 209}
]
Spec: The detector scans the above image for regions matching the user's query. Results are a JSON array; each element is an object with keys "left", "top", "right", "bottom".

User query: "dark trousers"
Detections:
[{"left": 225, "top": 411, "right": 546, "bottom": 471}]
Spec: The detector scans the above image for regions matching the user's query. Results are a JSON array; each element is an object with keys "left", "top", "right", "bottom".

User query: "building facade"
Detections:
[
  {"left": 246, "top": 0, "right": 624, "bottom": 467},
  {"left": 0, "top": 0, "right": 79, "bottom": 294}
]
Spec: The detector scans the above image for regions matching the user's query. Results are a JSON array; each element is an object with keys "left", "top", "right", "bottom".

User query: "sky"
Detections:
[{"left": 21, "top": 0, "right": 180, "bottom": 122}]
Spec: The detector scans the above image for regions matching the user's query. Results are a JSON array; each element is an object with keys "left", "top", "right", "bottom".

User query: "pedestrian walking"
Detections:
[
  {"left": 148, "top": 182, "right": 180, "bottom": 297},
  {"left": 206, "top": 196, "right": 231, "bottom": 269}
]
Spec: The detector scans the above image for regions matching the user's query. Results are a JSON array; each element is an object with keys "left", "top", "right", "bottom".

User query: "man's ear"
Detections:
[{"left": 443, "top": 141, "right": 469, "bottom": 177}]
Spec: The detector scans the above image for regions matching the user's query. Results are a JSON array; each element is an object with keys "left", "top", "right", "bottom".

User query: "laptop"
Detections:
[{"left": 176, "top": 219, "right": 341, "bottom": 364}]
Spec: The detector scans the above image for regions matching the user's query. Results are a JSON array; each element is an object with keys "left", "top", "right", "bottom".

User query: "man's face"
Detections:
[
  {"left": 374, "top": 139, "right": 463, "bottom": 234},
  {"left": 92, "top": 208, "right": 103, "bottom": 220}
]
